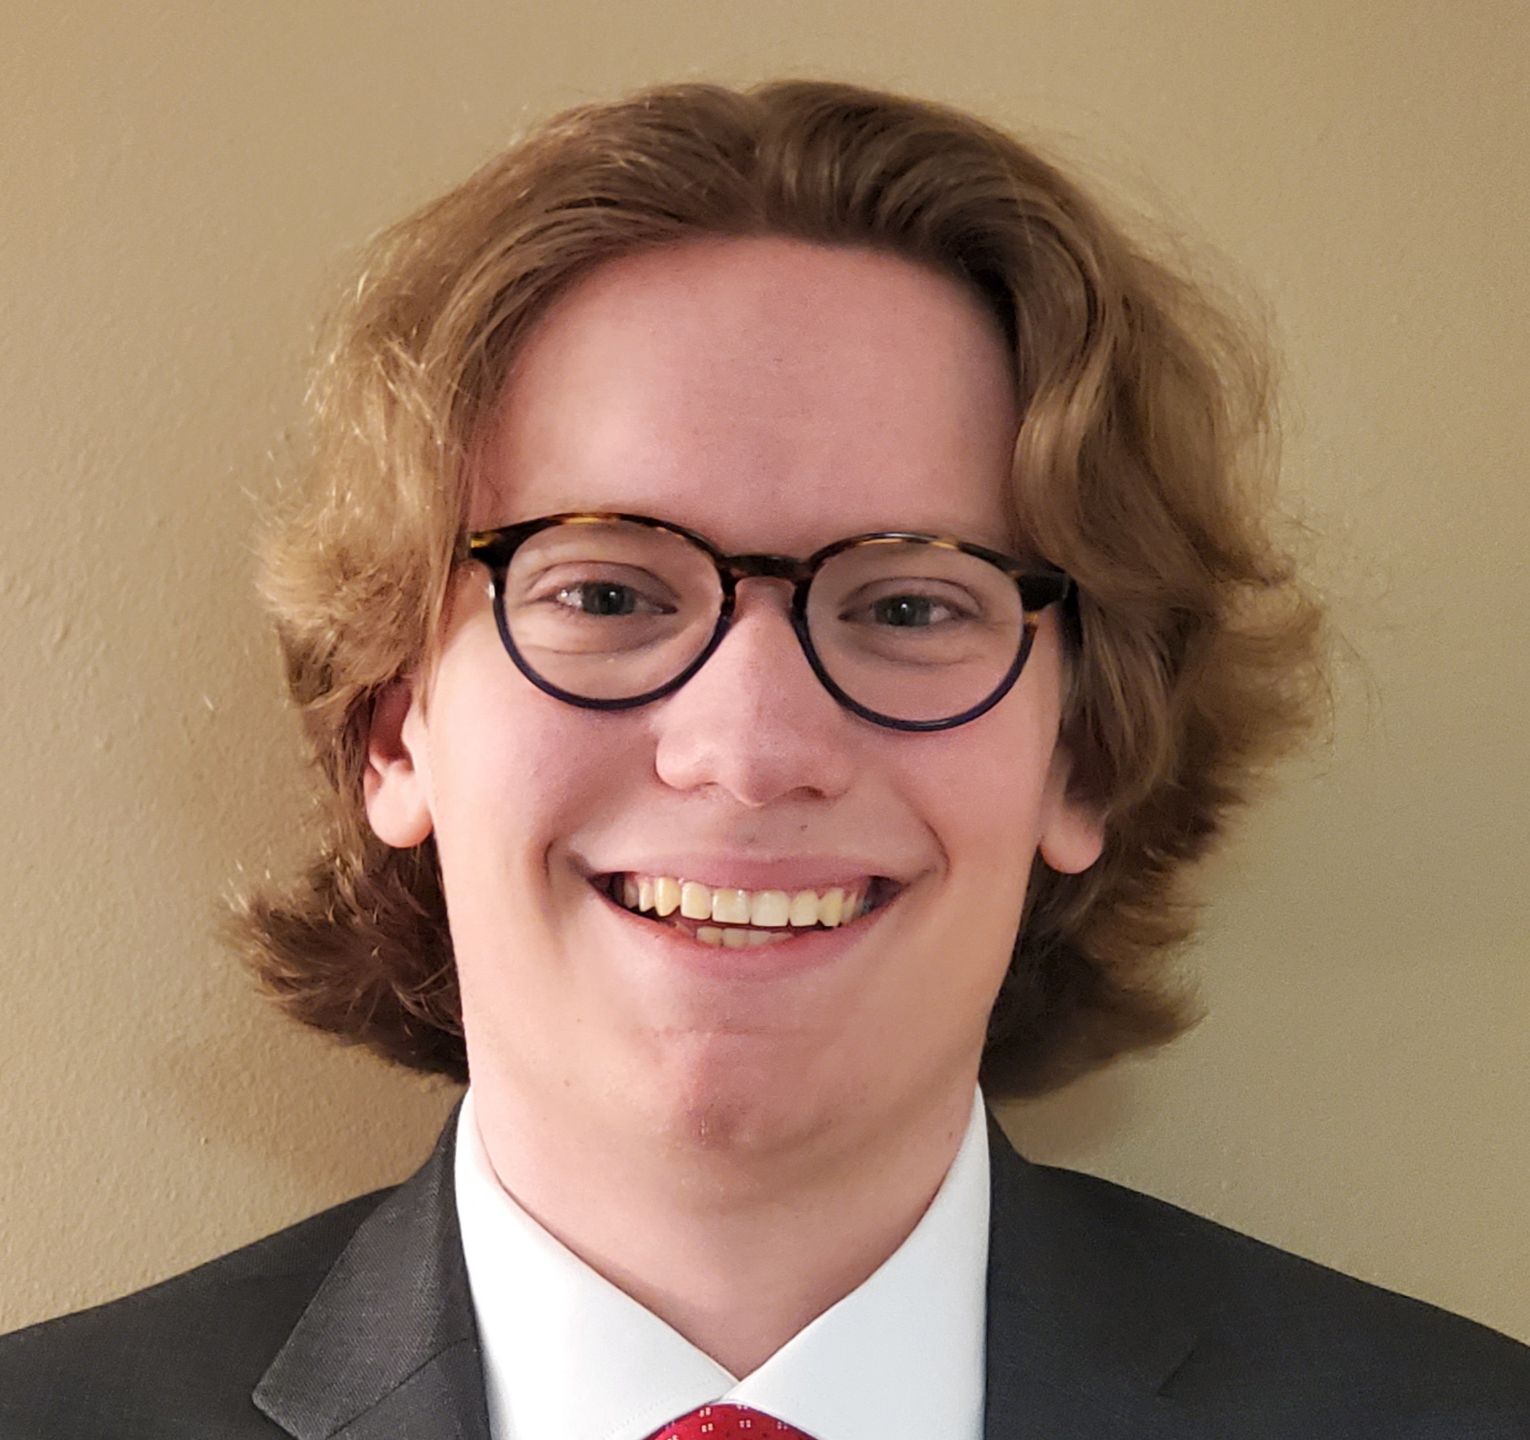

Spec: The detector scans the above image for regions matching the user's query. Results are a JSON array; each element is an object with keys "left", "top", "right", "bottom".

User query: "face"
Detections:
[{"left": 366, "top": 236, "right": 1102, "bottom": 1162}]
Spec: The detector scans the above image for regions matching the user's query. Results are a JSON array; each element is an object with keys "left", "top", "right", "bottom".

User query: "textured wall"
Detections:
[{"left": 2, "top": 1, "right": 1525, "bottom": 1341}]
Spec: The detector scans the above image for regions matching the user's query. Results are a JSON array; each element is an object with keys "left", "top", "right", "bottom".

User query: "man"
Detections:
[{"left": 3, "top": 78, "right": 1527, "bottom": 1438}]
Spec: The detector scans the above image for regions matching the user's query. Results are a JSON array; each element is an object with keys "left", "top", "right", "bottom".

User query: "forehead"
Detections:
[{"left": 474, "top": 236, "right": 1021, "bottom": 552}]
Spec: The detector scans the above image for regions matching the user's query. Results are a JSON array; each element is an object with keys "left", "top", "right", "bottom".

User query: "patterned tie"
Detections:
[{"left": 647, "top": 1401, "right": 818, "bottom": 1439}]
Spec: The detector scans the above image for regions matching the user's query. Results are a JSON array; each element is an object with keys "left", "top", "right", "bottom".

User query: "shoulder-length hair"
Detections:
[{"left": 232, "top": 78, "right": 1325, "bottom": 1098}]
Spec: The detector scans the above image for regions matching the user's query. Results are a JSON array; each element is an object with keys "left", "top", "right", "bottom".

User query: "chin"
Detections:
[{"left": 640, "top": 1041, "right": 840, "bottom": 1159}]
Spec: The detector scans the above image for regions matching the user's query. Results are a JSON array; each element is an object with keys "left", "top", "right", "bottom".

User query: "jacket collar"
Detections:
[
  {"left": 253, "top": 1104, "right": 490, "bottom": 1440},
  {"left": 983, "top": 1109, "right": 1207, "bottom": 1439},
  {"left": 253, "top": 1103, "right": 1204, "bottom": 1440}
]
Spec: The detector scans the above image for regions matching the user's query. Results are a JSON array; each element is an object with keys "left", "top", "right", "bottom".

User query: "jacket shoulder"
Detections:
[
  {"left": 1027, "top": 1159, "right": 1530, "bottom": 1430},
  {"left": 0, "top": 1187, "right": 392, "bottom": 1438}
]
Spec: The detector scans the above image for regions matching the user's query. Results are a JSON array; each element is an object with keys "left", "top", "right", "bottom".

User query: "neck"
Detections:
[{"left": 470, "top": 1080, "right": 977, "bottom": 1378}]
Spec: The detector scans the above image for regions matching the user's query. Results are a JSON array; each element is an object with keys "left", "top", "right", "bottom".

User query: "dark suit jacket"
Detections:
[{"left": 2, "top": 1109, "right": 1527, "bottom": 1438}]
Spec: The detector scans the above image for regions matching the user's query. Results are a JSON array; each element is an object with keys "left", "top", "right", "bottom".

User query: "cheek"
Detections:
[
  {"left": 895, "top": 714, "right": 1061, "bottom": 1022},
  {"left": 422, "top": 631, "right": 636, "bottom": 873},
  {"left": 913, "top": 721, "right": 1058, "bottom": 870}
]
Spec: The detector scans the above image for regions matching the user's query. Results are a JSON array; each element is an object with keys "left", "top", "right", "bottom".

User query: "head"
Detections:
[{"left": 238, "top": 80, "right": 1323, "bottom": 1130}]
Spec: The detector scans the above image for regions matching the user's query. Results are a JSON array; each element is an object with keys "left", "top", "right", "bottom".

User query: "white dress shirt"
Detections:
[{"left": 454, "top": 1086, "right": 990, "bottom": 1440}]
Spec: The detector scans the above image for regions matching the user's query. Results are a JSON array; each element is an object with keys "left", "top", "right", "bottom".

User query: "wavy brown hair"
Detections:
[{"left": 232, "top": 78, "right": 1325, "bottom": 1098}]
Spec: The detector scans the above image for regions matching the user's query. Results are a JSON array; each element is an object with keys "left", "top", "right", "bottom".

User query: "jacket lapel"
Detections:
[
  {"left": 253, "top": 1104, "right": 490, "bottom": 1440},
  {"left": 983, "top": 1112, "right": 1209, "bottom": 1440}
]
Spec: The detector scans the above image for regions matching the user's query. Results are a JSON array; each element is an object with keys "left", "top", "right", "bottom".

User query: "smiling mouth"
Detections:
[{"left": 593, "top": 873, "right": 903, "bottom": 948}]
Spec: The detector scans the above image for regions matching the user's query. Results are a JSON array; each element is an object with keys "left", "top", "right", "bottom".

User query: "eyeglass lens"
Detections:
[{"left": 499, "top": 519, "right": 1026, "bottom": 725}]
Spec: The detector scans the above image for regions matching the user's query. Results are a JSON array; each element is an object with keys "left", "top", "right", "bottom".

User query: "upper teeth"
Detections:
[{"left": 617, "top": 874, "right": 874, "bottom": 929}]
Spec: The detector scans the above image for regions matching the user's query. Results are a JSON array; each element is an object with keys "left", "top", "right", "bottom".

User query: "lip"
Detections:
[{"left": 585, "top": 871, "right": 904, "bottom": 981}]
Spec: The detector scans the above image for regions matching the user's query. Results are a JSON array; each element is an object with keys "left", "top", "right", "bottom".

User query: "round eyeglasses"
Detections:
[{"left": 461, "top": 512, "right": 1073, "bottom": 733}]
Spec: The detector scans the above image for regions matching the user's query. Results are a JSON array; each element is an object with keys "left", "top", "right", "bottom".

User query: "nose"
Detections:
[{"left": 651, "top": 577, "right": 857, "bottom": 807}]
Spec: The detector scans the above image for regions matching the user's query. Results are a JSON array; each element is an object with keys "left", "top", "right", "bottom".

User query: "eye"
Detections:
[
  {"left": 841, "top": 583, "right": 979, "bottom": 630},
  {"left": 864, "top": 593, "right": 961, "bottom": 628},
  {"left": 522, "top": 563, "right": 681, "bottom": 619},
  {"left": 545, "top": 580, "right": 677, "bottom": 618}
]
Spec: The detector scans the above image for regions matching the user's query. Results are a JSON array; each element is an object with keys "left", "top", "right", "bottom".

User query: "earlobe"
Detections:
[
  {"left": 1038, "top": 801, "right": 1106, "bottom": 875},
  {"left": 363, "top": 680, "right": 434, "bottom": 848},
  {"left": 1037, "top": 749, "right": 1106, "bottom": 876}
]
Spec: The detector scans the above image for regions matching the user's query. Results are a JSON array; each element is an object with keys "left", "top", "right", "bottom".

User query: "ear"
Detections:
[
  {"left": 1037, "top": 744, "right": 1105, "bottom": 875},
  {"left": 363, "top": 679, "right": 434, "bottom": 847}
]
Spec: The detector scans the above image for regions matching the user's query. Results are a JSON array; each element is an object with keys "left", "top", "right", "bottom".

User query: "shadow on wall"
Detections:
[
  {"left": 152, "top": 973, "right": 459, "bottom": 1203},
  {"left": 1000, "top": 1060, "right": 1154, "bottom": 1168}
]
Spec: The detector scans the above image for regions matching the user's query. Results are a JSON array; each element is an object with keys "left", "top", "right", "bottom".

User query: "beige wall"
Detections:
[{"left": 2, "top": 1, "right": 1525, "bottom": 1342}]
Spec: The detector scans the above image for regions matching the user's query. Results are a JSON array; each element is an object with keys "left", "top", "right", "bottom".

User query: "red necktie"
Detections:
[{"left": 647, "top": 1402, "right": 818, "bottom": 1439}]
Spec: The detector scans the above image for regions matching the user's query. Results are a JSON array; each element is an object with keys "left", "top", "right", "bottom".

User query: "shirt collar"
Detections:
[{"left": 455, "top": 1088, "right": 989, "bottom": 1440}]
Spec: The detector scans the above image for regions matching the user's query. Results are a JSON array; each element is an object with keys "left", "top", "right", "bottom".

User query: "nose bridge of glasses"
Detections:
[
  {"left": 706, "top": 554, "right": 818, "bottom": 685},
  {"left": 722, "top": 552, "right": 814, "bottom": 588}
]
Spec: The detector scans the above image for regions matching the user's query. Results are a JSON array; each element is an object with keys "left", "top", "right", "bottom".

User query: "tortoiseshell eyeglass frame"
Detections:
[{"left": 460, "top": 511, "right": 1074, "bottom": 733}]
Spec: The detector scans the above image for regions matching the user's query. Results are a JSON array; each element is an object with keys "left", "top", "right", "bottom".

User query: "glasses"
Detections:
[{"left": 461, "top": 512, "right": 1073, "bottom": 733}]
